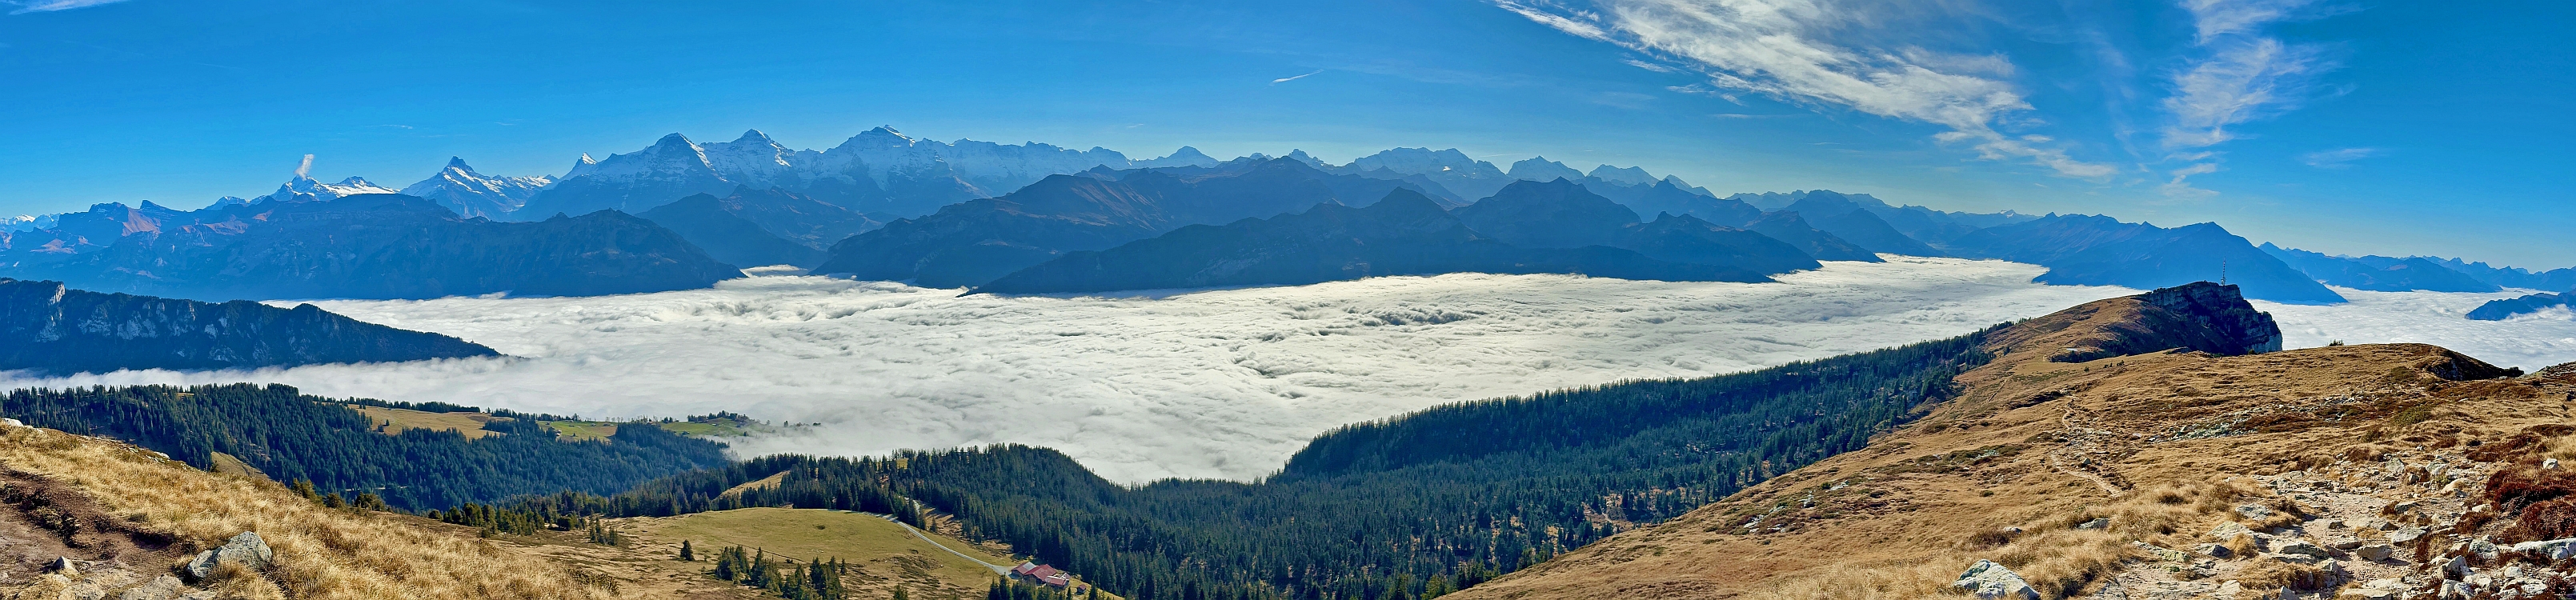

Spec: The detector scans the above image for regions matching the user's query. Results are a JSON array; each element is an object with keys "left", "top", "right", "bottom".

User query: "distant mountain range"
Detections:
[
  {"left": 0, "top": 194, "right": 739, "bottom": 301},
  {"left": 2258, "top": 244, "right": 2499, "bottom": 293},
  {"left": 811, "top": 158, "right": 1451, "bottom": 287},
  {"left": 2468, "top": 290, "right": 2574, "bottom": 321},
  {"left": 7, "top": 126, "right": 2562, "bottom": 302},
  {"left": 0, "top": 278, "right": 498, "bottom": 375},
  {"left": 1942, "top": 214, "right": 2346, "bottom": 304},
  {"left": 974, "top": 187, "right": 1785, "bottom": 294},
  {"left": 638, "top": 186, "right": 886, "bottom": 269}
]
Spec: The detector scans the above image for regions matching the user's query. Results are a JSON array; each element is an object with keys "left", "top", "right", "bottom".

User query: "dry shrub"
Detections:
[
  {"left": 2342, "top": 446, "right": 2387, "bottom": 462},
  {"left": 2507, "top": 498, "right": 2576, "bottom": 542},
  {"left": 1994, "top": 530, "right": 2133, "bottom": 598},
  {"left": 1746, "top": 555, "right": 1974, "bottom": 600},
  {"left": 2237, "top": 560, "right": 2333, "bottom": 592},
  {"left": 2468, "top": 433, "right": 2550, "bottom": 462},
  {"left": 0, "top": 428, "right": 607, "bottom": 600},
  {"left": 2485, "top": 466, "right": 2576, "bottom": 514},
  {"left": 2220, "top": 534, "right": 2261, "bottom": 558}
]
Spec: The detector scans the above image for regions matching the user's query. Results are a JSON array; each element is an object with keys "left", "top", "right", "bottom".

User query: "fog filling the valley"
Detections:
[{"left": 10, "top": 258, "right": 2571, "bottom": 483}]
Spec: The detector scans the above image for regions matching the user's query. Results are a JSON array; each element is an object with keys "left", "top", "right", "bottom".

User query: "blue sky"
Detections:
[{"left": 2, "top": 0, "right": 2568, "bottom": 267}]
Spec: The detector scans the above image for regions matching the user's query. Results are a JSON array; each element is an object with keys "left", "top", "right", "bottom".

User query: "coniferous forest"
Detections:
[
  {"left": 499, "top": 326, "right": 2000, "bottom": 600},
  {"left": 0, "top": 383, "right": 731, "bottom": 510}
]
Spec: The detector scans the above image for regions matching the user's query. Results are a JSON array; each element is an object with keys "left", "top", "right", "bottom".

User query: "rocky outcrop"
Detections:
[
  {"left": 1954, "top": 560, "right": 2040, "bottom": 599},
  {"left": 2002, "top": 282, "right": 2285, "bottom": 363},
  {"left": 0, "top": 278, "right": 498, "bottom": 375},
  {"left": 184, "top": 532, "right": 274, "bottom": 582}
]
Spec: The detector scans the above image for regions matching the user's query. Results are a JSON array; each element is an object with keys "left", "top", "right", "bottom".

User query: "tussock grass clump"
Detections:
[
  {"left": 1747, "top": 557, "right": 1977, "bottom": 599},
  {"left": 0, "top": 427, "right": 607, "bottom": 600}
]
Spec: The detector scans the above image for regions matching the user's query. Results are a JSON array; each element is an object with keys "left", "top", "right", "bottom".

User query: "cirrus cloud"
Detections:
[
  {"left": 6, "top": 0, "right": 127, "bottom": 14},
  {"left": 1492, "top": 0, "right": 2115, "bottom": 179}
]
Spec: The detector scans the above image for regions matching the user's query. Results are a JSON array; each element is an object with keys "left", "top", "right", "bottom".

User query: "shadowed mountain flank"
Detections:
[{"left": 1, "top": 278, "right": 498, "bottom": 376}]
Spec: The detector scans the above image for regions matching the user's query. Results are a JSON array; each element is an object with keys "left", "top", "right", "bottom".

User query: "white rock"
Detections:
[
  {"left": 2357, "top": 543, "right": 2395, "bottom": 561},
  {"left": 1953, "top": 559, "right": 2041, "bottom": 600},
  {"left": 182, "top": 532, "right": 273, "bottom": 582}
]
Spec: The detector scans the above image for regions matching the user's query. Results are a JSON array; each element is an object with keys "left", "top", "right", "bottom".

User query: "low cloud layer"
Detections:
[
  {"left": 2261, "top": 288, "right": 2576, "bottom": 372},
  {"left": 10, "top": 260, "right": 2565, "bottom": 483}
]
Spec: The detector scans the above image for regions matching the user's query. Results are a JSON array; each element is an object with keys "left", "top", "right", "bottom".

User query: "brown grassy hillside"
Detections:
[
  {"left": 0, "top": 425, "right": 616, "bottom": 599},
  {"left": 1452, "top": 287, "right": 2570, "bottom": 599}
]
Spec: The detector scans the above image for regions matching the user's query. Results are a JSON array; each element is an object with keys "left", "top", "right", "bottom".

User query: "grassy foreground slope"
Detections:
[
  {"left": 0, "top": 423, "right": 612, "bottom": 599},
  {"left": 1451, "top": 285, "right": 2558, "bottom": 598}
]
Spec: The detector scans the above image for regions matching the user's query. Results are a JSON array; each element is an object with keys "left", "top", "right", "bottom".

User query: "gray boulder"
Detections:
[
  {"left": 1954, "top": 559, "right": 2041, "bottom": 599},
  {"left": 183, "top": 531, "right": 274, "bottom": 582},
  {"left": 118, "top": 575, "right": 185, "bottom": 600}
]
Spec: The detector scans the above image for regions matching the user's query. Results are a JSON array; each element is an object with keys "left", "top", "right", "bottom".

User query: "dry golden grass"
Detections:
[
  {"left": 1455, "top": 290, "right": 2575, "bottom": 600},
  {"left": 0, "top": 426, "right": 611, "bottom": 599}
]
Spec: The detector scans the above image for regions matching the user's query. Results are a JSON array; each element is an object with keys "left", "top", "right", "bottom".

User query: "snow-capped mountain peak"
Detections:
[
  {"left": 399, "top": 157, "right": 555, "bottom": 218},
  {"left": 234, "top": 174, "right": 401, "bottom": 206}
]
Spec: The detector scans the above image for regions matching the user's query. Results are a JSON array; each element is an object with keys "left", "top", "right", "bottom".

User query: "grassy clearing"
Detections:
[
  {"left": 541, "top": 421, "right": 619, "bottom": 442},
  {"left": 621, "top": 507, "right": 1021, "bottom": 598},
  {"left": 660, "top": 420, "right": 759, "bottom": 438},
  {"left": 348, "top": 406, "right": 505, "bottom": 440}
]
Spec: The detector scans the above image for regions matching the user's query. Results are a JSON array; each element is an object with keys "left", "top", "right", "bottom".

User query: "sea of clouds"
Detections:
[{"left": 8, "top": 258, "right": 2570, "bottom": 483}]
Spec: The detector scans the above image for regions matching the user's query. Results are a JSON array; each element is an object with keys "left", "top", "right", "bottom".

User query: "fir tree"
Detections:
[{"left": 679, "top": 539, "right": 695, "bottom": 562}]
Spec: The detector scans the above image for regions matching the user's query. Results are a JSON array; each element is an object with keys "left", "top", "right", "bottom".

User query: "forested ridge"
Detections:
[
  {"left": 0, "top": 383, "right": 731, "bottom": 510},
  {"left": 507, "top": 326, "right": 2001, "bottom": 600}
]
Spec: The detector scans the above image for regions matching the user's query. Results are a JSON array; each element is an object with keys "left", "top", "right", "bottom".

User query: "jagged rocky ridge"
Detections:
[{"left": 0, "top": 278, "right": 498, "bottom": 375}]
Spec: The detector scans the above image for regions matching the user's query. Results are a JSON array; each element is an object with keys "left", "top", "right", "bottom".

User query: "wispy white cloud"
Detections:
[
  {"left": 1495, "top": 0, "right": 1610, "bottom": 40},
  {"left": 2299, "top": 146, "right": 2381, "bottom": 169},
  {"left": 6, "top": 0, "right": 127, "bottom": 14},
  {"left": 1269, "top": 70, "right": 1324, "bottom": 85},
  {"left": 2161, "top": 37, "right": 2330, "bottom": 150},
  {"left": 2147, "top": 0, "right": 2347, "bottom": 201},
  {"left": 2179, "top": 0, "right": 2338, "bottom": 42},
  {"left": 2158, "top": 162, "right": 2222, "bottom": 198},
  {"left": 1621, "top": 58, "right": 1678, "bottom": 73},
  {"left": 1491, "top": 0, "right": 2116, "bottom": 179}
]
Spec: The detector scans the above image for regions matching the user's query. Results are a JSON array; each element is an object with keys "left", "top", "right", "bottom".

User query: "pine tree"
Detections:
[
  {"left": 678, "top": 539, "right": 695, "bottom": 562},
  {"left": 892, "top": 584, "right": 909, "bottom": 600}
]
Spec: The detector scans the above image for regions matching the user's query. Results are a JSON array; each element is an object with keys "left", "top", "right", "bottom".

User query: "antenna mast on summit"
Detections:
[{"left": 2221, "top": 261, "right": 2228, "bottom": 286}]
